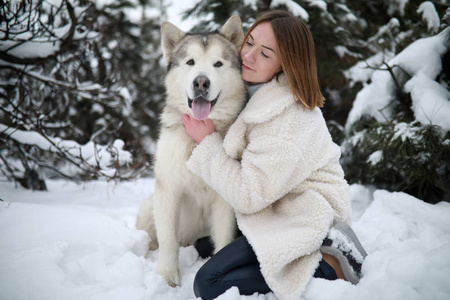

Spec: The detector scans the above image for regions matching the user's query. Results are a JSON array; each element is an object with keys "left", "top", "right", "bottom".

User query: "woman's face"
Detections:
[{"left": 241, "top": 22, "right": 282, "bottom": 84}]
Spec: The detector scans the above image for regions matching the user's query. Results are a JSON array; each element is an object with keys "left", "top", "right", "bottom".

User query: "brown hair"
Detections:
[{"left": 242, "top": 10, "right": 324, "bottom": 110}]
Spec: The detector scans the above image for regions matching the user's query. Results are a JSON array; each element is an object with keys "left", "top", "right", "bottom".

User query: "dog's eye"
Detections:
[
  {"left": 187, "top": 59, "right": 195, "bottom": 65},
  {"left": 214, "top": 61, "right": 223, "bottom": 68}
]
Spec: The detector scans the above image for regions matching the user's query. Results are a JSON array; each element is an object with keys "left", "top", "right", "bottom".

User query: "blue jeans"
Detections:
[{"left": 193, "top": 235, "right": 337, "bottom": 300}]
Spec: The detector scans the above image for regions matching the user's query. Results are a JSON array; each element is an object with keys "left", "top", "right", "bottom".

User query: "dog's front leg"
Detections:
[
  {"left": 210, "top": 196, "right": 236, "bottom": 253},
  {"left": 153, "top": 179, "right": 182, "bottom": 287}
]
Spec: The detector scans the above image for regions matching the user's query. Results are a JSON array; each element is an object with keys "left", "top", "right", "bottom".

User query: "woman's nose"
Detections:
[{"left": 243, "top": 47, "right": 257, "bottom": 62}]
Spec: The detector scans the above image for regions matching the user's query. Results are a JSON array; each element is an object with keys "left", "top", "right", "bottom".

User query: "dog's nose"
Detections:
[{"left": 193, "top": 76, "right": 210, "bottom": 91}]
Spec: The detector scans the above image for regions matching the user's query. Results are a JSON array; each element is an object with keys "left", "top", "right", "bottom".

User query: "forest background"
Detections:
[{"left": 1, "top": 0, "right": 449, "bottom": 205}]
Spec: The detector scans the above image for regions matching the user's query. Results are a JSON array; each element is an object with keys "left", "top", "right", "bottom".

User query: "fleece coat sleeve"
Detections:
[{"left": 186, "top": 130, "right": 301, "bottom": 214}]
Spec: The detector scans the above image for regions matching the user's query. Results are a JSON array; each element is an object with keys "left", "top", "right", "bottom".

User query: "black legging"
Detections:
[{"left": 193, "top": 235, "right": 337, "bottom": 300}]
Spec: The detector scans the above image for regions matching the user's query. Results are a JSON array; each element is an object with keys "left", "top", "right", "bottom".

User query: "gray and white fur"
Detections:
[{"left": 136, "top": 15, "right": 247, "bottom": 287}]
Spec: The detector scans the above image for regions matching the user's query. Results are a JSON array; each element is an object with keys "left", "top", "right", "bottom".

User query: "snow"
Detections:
[
  {"left": 164, "top": 0, "right": 202, "bottom": 32},
  {"left": 405, "top": 71, "right": 450, "bottom": 130},
  {"left": 345, "top": 66, "right": 397, "bottom": 126},
  {"left": 386, "top": 0, "right": 409, "bottom": 16},
  {"left": 243, "top": 0, "right": 258, "bottom": 11},
  {"left": 345, "top": 28, "right": 450, "bottom": 131},
  {"left": 7, "top": 40, "right": 62, "bottom": 59},
  {"left": 392, "top": 122, "right": 422, "bottom": 142},
  {"left": 344, "top": 50, "right": 395, "bottom": 85},
  {"left": 307, "top": 0, "right": 327, "bottom": 12},
  {"left": 417, "top": 1, "right": 441, "bottom": 33},
  {"left": 366, "top": 17, "right": 401, "bottom": 52},
  {"left": 270, "top": 0, "right": 309, "bottom": 22},
  {"left": 334, "top": 46, "right": 364, "bottom": 59},
  {"left": 1, "top": 178, "right": 450, "bottom": 300},
  {"left": 327, "top": 228, "right": 364, "bottom": 263},
  {"left": 367, "top": 150, "right": 383, "bottom": 165}
]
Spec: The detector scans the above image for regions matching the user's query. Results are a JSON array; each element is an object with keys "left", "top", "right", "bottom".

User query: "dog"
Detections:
[{"left": 136, "top": 15, "right": 247, "bottom": 287}]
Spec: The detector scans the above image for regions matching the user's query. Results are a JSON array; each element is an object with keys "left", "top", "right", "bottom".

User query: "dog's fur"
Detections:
[{"left": 136, "top": 16, "right": 247, "bottom": 287}]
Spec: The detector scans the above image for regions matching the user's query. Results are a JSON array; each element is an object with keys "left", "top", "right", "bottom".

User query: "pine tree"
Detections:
[{"left": 340, "top": 1, "right": 450, "bottom": 203}]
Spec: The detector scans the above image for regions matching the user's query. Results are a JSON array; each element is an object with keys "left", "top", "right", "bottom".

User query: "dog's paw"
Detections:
[{"left": 158, "top": 267, "right": 181, "bottom": 287}]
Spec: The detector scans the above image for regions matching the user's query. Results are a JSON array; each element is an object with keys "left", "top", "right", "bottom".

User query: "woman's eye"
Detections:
[
  {"left": 245, "top": 41, "right": 253, "bottom": 46},
  {"left": 261, "top": 52, "right": 269, "bottom": 58},
  {"left": 214, "top": 61, "right": 223, "bottom": 67},
  {"left": 187, "top": 59, "right": 195, "bottom": 65}
]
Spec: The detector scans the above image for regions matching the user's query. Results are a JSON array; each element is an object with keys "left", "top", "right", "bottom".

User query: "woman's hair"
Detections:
[{"left": 242, "top": 10, "right": 324, "bottom": 110}]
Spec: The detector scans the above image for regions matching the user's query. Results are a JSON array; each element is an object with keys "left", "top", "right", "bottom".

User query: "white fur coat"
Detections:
[{"left": 186, "top": 74, "right": 351, "bottom": 300}]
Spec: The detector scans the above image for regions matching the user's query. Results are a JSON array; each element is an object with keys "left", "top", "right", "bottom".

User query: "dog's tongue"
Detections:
[{"left": 192, "top": 97, "right": 211, "bottom": 120}]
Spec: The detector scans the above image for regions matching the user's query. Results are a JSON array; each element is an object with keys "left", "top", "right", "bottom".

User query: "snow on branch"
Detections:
[
  {"left": 417, "top": 1, "right": 441, "bottom": 34},
  {"left": 345, "top": 28, "right": 450, "bottom": 131},
  {"left": 0, "top": 123, "right": 144, "bottom": 182},
  {"left": 0, "top": 0, "right": 94, "bottom": 65}
]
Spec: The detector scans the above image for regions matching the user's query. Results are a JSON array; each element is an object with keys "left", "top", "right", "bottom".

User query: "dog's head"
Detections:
[{"left": 161, "top": 16, "right": 245, "bottom": 121}]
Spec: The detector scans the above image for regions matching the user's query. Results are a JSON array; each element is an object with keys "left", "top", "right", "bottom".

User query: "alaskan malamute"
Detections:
[{"left": 136, "top": 16, "right": 247, "bottom": 287}]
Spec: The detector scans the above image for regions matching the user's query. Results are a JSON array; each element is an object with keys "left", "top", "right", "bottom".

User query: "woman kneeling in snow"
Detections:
[{"left": 183, "top": 10, "right": 367, "bottom": 300}]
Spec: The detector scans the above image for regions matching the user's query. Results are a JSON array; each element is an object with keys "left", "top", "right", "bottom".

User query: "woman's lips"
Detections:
[{"left": 242, "top": 63, "right": 253, "bottom": 71}]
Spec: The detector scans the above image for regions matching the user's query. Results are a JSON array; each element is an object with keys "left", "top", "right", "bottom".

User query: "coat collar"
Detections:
[{"left": 241, "top": 73, "right": 296, "bottom": 124}]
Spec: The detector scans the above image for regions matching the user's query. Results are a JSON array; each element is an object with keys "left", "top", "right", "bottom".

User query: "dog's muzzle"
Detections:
[{"left": 188, "top": 75, "right": 219, "bottom": 120}]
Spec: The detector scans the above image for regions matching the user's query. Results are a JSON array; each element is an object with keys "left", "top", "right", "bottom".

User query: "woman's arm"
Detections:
[{"left": 186, "top": 128, "right": 307, "bottom": 215}]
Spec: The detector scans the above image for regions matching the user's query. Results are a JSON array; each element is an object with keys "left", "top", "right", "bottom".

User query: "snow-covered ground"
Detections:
[{"left": 1, "top": 178, "right": 449, "bottom": 300}]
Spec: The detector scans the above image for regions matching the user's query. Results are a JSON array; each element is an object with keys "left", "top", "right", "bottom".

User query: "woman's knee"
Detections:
[
  {"left": 193, "top": 236, "right": 257, "bottom": 299},
  {"left": 193, "top": 263, "right": 217, "bottom": 299}
]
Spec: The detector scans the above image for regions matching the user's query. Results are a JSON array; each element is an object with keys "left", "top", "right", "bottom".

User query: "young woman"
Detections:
[{"left": 182, "top": 10, "right": 367, "bottom": 300}]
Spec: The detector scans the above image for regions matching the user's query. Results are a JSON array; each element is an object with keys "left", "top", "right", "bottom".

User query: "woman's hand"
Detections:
[{"left": 182, "top": 114, "right": 215, "bottom": 143}]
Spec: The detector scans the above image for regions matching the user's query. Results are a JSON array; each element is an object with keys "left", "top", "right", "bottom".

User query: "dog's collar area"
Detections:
[{"left": 188, "top": 96, "right": 218, "bottom": 108}]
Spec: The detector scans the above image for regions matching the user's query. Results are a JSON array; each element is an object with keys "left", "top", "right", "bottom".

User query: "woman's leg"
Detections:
[
  {"left": 193, "top": 235, "right": 339, "bottom": 300},
  {"left": 193, "top": 235, "right": 271, "bottom": 300},
  {"left": 314, "top": 255, "right": 338, "bottom": 280}
]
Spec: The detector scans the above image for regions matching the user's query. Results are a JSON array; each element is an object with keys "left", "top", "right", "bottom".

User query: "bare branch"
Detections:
[
  {"left": 364, "top": 60, "right": 411, "bottom": 92},
  {"left": 0, "top": 0, "right": 81, "bottom": 65}
]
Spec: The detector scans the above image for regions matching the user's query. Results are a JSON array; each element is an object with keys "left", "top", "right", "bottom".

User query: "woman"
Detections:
[{"left": 182, "top": 10, "right": 367, "bottom": 300}]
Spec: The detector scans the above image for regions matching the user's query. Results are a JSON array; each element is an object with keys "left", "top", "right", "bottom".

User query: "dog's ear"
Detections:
[
  {"left": 220, "top": 15, "right": 244, "bottom": 49},
  {"left": 161, "top": 22, "right": 185, "bottom": 64}
]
